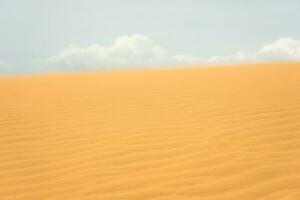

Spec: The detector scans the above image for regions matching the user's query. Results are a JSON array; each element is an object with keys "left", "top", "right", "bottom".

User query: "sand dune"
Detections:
[{"left": 0, "top": 63, "right": 300, "bottom": 199}]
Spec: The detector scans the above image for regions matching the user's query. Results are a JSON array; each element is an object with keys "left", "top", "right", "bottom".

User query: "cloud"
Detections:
[
  {"left": 258, "top": 37, "right": 300, "bottom": 61},
  {"left": 1, "top": 35, "right": 300, "bottom": 75},
  {"left": 41, "top": 35, "right": 300, "bottom": 73},
  {"left": 42, "top": 34, "right": 170, "bottom": 72},
  {"left": 206, "top": 37, "right": 300, "bottom": 65}
]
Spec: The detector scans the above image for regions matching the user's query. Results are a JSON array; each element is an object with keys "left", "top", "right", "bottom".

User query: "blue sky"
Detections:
[{"left": 0, "top": 0, "right": 300, "bottom": 75}]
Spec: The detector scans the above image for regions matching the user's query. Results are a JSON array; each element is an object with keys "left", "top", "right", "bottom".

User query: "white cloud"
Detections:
[
  {"left": 0, "top": 35, "right": 283, "bottom": 75},
  {"left": 258, "top": 37, "right": 300, "bottom": 61},
  {"left": 206, "top": 37, "right": 300, "bottom": 65},
  {"left": 42, "top": 34, "right": 170, "bottom": 72},
  {"left": 41, "top": 35, "right": 300, "bottom": 73},
  {"left": 1, "top": 35, "right": 299, "bottom": 75}
]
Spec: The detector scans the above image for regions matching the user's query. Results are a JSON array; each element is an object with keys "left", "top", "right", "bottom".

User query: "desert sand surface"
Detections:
[{"left": 0, "top": 63, "right": 300, "bottom": 199}]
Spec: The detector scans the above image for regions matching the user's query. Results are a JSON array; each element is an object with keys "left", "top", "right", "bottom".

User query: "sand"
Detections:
[{"left": 0, "top": 63, "right": 300, "bottom": 199}]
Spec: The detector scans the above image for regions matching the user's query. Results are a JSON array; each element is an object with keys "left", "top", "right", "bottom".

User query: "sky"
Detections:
[{"left": 0, "top": 0, "right": 300, "bottom": 75}]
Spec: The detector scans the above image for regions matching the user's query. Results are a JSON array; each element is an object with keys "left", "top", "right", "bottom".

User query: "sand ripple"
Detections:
[{"left": 0, "top": 63, "right": 300, "bottom": 199}]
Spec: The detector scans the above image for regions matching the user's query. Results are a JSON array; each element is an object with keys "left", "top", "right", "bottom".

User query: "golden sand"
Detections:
[{"left": 0, "top": 63, "right": 300, "bottom": 199}]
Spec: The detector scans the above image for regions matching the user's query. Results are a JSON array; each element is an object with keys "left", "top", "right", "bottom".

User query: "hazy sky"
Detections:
[{"left": 0, "top": 0, "right": 300, "bottom": 74}]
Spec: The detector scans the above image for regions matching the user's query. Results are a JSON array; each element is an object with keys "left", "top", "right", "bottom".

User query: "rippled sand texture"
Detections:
[{"left": 0, "top": 63, "right": 300, "bottom": 199}]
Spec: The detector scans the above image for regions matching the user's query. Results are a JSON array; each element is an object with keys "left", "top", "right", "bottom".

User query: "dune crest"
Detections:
[{"left": 0, "top": 63, "right": 300, "bottom": 199}]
